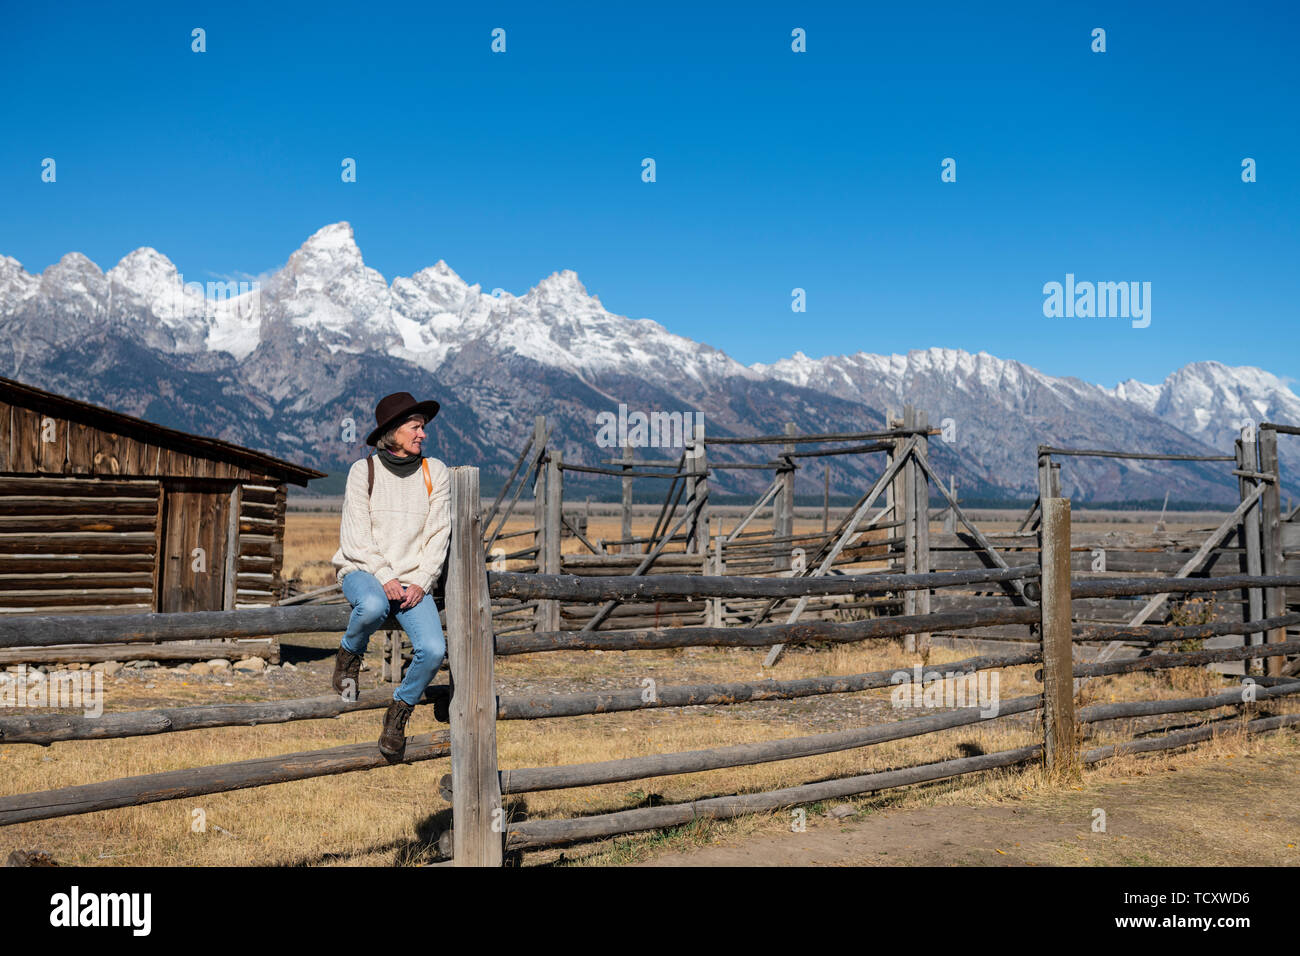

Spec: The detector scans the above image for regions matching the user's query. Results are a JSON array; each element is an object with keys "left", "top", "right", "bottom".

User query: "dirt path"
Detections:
[{"left": 634, "top": 751, "right": 1300, "bottom": 866}]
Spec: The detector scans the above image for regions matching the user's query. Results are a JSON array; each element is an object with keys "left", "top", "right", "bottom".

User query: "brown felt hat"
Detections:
[{"left": 366, "top": 391, "right": 440, "bottom": 446}]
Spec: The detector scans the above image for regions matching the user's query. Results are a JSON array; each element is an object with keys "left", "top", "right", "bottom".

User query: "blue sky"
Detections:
[{"left": 1, "top": 1, "right": 1296, "bottom": 386}]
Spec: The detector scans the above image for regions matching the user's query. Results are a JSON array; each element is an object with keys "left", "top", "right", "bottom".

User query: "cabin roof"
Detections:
[{"left": 0, "top": 374, "right": 326, "bottom": 486}]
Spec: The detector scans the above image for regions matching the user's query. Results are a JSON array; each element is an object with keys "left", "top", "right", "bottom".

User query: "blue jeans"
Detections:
[{"left": 339, "top": 570, "right": 447, "bottom": 707}]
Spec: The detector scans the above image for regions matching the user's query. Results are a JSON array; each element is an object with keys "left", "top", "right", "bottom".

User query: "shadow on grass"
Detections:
[{"left": 276, "top": 807, "right": 455, "bottom": 867}]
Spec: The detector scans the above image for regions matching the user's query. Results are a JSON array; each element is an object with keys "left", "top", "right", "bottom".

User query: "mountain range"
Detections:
[{"left": 3, "top": 221, "right": 1296, "bottom": 506}]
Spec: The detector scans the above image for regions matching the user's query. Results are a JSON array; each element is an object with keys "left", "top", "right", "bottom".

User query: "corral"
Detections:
[{"left": 1, "top": 404, "right": 1298, "bottom": 865}]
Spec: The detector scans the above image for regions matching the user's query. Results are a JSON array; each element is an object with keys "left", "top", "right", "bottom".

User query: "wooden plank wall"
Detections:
[
  {"left": 0, "top": 478, "right": 291, "bottom": 617},
  {"left": 0, "top": 477, "right": 161, "bottom": 615}
]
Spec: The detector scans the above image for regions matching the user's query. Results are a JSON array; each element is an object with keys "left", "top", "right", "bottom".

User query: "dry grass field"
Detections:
[{"left": 2, "top": 509, "right": 1296, "bottom": 867}]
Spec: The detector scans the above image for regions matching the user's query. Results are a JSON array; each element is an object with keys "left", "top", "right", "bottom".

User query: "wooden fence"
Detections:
[
  {"left": 3, "top": 482, "right": 1299, "bottom": 865},
  {"left": 926, "top": 426, "right": 1300, "bottom": 680},
  {"left": 278, "top": 405, "right": 1298, "bottom": 679},
  {"left": 478, "top": 410, "right": 943, "bottom": 640}
]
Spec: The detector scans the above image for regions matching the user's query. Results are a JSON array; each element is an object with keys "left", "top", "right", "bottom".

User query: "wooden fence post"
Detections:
[
  {"left": 531, "top": 416, "right": 556, "bottom": 633},
  {"left": 708, "top": 515, "right": 723, "bottom": 626},
  {"left": 531, "top": 413, "right": 547, "bottom": 560},
  {"left": 686, "top": 420, "right": 708, "bottom": 554},
  {"left": 381, "top": 630, "right": 400, "bottom": 683},
  {"left": 1036, "top": 454, "right": 1051, "bottom": 503},
  {"left": 1258, "top": 427, "right": 1285, "bottom": 676},
  {"left": 943, "top": 476, "right": 957, "bottom": 533},
  {"left": 1236, "top": 436, "right": 1265, "bottom": 675},
  {"left": 537, "top": 448, "right": 562, "bottom": 632},
  {"left": 911, "top": 409, "right": 931, "bottom": 651},
  {"left": 1040, "top": 496, "right": 1078, "bottom": 782},
  {"left": 773, "top": 422, "right": 796, "bottom": 570},
  {"left": 823, "top": 464, "right": 830, "bottom": 534},
  {"left": 621, "top": 442, "right": 635, "bottom": 555},
  {"left": 445, "top": 466, "right": 503, "bottom": 866},
  {"left": 884, "top": 407, "right": 897, "bottom": 526},
  {"left": 900, "top": 406, "right": 919, "bottom": 650}
]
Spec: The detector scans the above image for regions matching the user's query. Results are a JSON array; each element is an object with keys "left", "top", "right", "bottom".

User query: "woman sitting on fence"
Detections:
[{"left": 331, "top": 391, "right": 451, "bottom": 761}]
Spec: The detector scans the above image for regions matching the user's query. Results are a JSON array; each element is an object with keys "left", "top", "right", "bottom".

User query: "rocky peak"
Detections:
[
  {"left": 0, "top": 256, "right": 39, "bottom": 308},
  {"left": 528, "top": 269, "right": 591, "bottom": 304},
  {"left": 39, "top": 252, "right": 108, "bottom": 307},
  {"left": 282, "top": 222, "right": 367, "bottom": 291}
]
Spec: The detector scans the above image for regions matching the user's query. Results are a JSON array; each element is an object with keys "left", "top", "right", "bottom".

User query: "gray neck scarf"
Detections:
[{"left": 376, "top": 447, "right": 423, "bottom": 477}]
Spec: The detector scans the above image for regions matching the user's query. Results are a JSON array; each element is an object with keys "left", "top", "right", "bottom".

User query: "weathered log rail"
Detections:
[
  {"left": 0, "top": 647, "right": 1038, "bottom": 746},
  {"left": 0, "top": 731, "right": 452, "bottom": 827},
  {"left": 489, "top": 565, "right": 1039, "bottom": 602}
]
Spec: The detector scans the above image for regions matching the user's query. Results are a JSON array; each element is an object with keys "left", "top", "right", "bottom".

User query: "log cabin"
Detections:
[{"left": 0, "top": 375, "right": 324, "bottom": 662}]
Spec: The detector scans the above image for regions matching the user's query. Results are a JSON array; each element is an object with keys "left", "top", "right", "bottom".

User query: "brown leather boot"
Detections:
[
  {"left": 332, "top": 646, "right": 363, "bottom": 699},
  {"left": 378, "top": 697, "right": 416, "bottom": 761}
]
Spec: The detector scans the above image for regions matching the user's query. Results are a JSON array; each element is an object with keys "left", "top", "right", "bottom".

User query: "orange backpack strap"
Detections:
[{"left": 421, "top": 458, "right": 432, "bottom": 496}]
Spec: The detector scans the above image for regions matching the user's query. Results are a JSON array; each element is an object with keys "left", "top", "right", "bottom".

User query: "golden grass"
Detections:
[{"left": 4, "top": 636, "right": 1293, "bottom": 866}]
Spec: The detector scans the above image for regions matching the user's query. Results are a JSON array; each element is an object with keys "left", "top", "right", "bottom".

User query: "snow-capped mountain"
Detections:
[
  {"left": 1111, "top": 363, "right": 1300, "bottom": 455},
  {"left": 1, "top": 222, "right": 1293, "bottom": 505}
]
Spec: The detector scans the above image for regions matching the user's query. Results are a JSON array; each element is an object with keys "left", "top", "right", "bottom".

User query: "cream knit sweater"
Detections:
[{"left": 332, "top": 455, "right": 452, "bottom": 594}]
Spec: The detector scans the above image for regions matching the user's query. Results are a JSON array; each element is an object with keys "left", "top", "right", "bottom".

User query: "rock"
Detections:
[
  {"left": 189, "top": 662, "right": 212, "bottom": 676},
  {"left": 207, "top": 659, "right": 231, "bottom": 671},
  {"left": 173, "top": 663, "right": 191, "bottom": 672},
  {"left": 827, "top": 804, "right": 857, "bottom": 819},
  {"left": 233, "top": 657, "right": 266, "bottom": 672},
  {"left": 90, "top": 661, "right": 123, "bottom": 676},
  {"left": 282, "top": 662, "right": 298, "bottom": 672},
  {"left": 136, "top": 660, "right": 158, "bottom": 669},
  {"left": 6, "top": 849, "right": 59, "bottom": 867}
]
